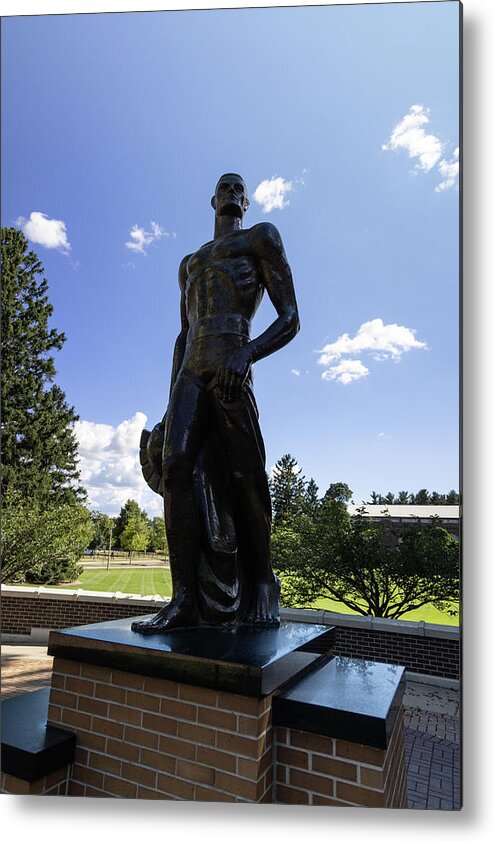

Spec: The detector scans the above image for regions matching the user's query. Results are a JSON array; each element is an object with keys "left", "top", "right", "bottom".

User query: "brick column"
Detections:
[
  {"left": 47, "top": 658, "right": 274, "bottom": 801},
  {"left": 275, "top": 708, "right": 407, "bottom": 807}
]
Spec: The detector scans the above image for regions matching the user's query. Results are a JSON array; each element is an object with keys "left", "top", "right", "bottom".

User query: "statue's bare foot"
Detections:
[
  {"left": 246, "top": 577, "right": 281, "bottom": 627},
  {"left": 131, "top": 588, "right": 200, "bottom": 633}
]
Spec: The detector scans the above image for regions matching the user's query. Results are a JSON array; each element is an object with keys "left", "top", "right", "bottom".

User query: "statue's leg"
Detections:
[
  {"left": 213, "top": 386, "right": 280, "bottom": 626},
  {"left": 132, "top": 375, "right": 208, "bottom": 633}
]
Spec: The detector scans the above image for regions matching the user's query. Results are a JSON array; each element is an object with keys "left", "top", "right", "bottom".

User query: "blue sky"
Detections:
[{"left": 2, "top": 2, "right": 460, "bottom": 516}]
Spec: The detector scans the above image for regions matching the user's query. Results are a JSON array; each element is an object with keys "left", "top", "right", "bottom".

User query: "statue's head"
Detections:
[{"left": 211, "top": 173, "right": 250, "bottom": 218}]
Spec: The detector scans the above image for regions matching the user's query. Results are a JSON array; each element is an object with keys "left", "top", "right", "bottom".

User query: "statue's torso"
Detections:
[
  {"left": 185, "top": 228, "right": 263, "bottom": 323},
  {"left": 181, "top": 228, "right": 264, "bottom": 379}
]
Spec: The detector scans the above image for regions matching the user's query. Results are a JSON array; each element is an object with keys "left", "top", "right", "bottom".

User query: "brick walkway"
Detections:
[
  {"left": 1, "top": 656, "right": 54, "bottom": 698},
  {"left": 1, "top": 650, "right": 460, "bottom": 808},
  {"left": 404, "top": 708, "right": 460, "bottom": 810}
]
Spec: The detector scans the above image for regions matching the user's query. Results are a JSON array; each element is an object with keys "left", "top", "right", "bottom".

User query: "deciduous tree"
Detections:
[
  {"left": 120, "top": 515, "right": 149, "bottom": 560},
  {"left": 114, "top": 499, "right": 148, "bottom": 548},
  {"left": 148, "top": 516, "right": 168, "bottom": 553},
  {"left": 1, "top": 489, "right": 93, "bottom": 585},
  {"left": 323, "top": 482, "right": 353, "bottom": 504},
  {"left": 272, "top": 502, "right": 459, "bottom": 619},
  {"left": 88, "top": 512, "right": 116, "bottom": 550}
]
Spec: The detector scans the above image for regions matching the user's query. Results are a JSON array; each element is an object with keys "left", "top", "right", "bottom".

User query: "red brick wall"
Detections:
[
  {"left": 2, "top": 592, "right": 459, "bottom": 679},
  {"left": 331, "top": 626, "right": 458, "bottom": 679},
  {"left": 2, "top": 595, "right": 139, "bottom": 635}
]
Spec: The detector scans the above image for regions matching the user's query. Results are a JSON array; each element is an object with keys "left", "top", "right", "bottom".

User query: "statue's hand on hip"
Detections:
[{"left": 217, "top": 347, "right": 251, "bottom": 402}]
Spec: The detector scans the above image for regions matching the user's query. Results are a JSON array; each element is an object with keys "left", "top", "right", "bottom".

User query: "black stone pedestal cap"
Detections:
[
  {"left": 48, "top": 618, "right": 335, "bottom": 697},
  {"left": 273, "top": 656, "right": 405, "bottom": 749},
  {"left": 1, "top": 688, "right": 76, "bottom": 782}
]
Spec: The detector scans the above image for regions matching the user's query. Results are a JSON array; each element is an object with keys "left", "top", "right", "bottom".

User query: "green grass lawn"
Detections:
[
  {"left": 53, "top": 566, "right": 173, "bottom": 596},
  {"left": 17, "top": 566, "right": 458, "bottom": 625},
  {"left": 311, "top": 595, "right": 458, "bottom": 626}
]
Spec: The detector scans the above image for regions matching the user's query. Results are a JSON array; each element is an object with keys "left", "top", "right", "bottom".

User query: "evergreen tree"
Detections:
[
  {"left": 368, "top": 488, "right": 459, "bottom": 506},
  {"left": 396, "top": 490, "right": 411, "bottom": 504},
  {"left": 1, "top": 228, "right": 83, "bottom": 504},
  {"left": 429, "top": 492, "right": 444, "bottom": 505},
  {"left": 413, "top": 489, "right": 431, "bottom": 505},
  {"left": 302, "top": 478, "right": 320, "bottom": 517},
  {"left": 269, "top": 454, "right": 306, "bottom": 526},
  {"left": 445, "top": 490, "right": 460, "bottom": 505}
]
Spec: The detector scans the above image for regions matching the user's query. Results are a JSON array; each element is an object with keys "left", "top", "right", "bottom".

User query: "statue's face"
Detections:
[{"left": 212, "top": 175, "right": 249, "bottom": 217}]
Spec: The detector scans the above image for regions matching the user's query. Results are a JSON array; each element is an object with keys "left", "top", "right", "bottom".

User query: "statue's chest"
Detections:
[{"left": 187, "top": 234, "right": 258, "bottom": 291}]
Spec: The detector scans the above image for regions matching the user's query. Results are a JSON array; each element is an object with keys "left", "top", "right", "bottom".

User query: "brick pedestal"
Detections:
[
  {"left": 47, "top": 658, "right": 274, "bottom": 801},
  {"left": 1, "top": 618, "right": 409, "bottom": 805},
  {"left": 42, "top": 616, "right": 333, "bottom": 800}
]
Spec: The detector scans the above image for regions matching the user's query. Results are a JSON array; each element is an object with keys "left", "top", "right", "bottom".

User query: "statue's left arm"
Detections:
[
  {"left": 217, "top": 223, "right": 300, "bottom": 401},
  {"left": 248, "top": 222, "right": 300, "bottom": 361}
]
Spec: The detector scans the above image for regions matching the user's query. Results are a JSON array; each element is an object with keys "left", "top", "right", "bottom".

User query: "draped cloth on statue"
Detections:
[{"left": 139, "top": 381, "right": 270, "bottom": 625}]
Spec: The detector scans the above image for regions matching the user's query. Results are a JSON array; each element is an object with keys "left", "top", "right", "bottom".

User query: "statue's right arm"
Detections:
[{"left": 168, "top": 255, "right": 190, "bottom": 400}]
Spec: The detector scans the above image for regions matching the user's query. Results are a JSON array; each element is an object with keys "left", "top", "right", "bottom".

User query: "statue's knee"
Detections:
[
  {"left": 232, "top": 469, "right": 271, "bottom": 506},
  {"left": 163, "top": 454, "right": 193, "bottom": 487},
  {"left": 232, "top": 469, "right": 254, "bottom": 487}
]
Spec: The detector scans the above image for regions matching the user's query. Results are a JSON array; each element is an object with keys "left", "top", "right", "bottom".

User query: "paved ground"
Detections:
[
  {"left": 1, "top": 644, "right": 461, "bottom": 809},
  {"left": 80, "top": 559, "right": 169, "bottom": 569},
  {"left": 403, "top": 680, "right": 460, "bottom": 810},
  {"left": 1, "top": 646, "right": 53, "bottom": 698}
]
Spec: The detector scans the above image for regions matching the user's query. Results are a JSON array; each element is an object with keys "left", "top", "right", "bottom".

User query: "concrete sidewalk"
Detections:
[{"left": 2, "top": 644, "right": 49, "bottom": 658}]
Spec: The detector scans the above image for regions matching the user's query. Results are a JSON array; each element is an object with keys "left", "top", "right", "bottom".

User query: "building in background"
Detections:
[{"left": 347, "top": 505, "right": 460, "bottom": 540}]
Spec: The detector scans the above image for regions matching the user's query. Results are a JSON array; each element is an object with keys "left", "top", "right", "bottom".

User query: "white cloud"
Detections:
[
  {"left": 382, "top": 104, "right": 443, "bottom": 171},
  {"left": 383, "top": 106, "right": 460, "bottom": 193},
  {"left": 253, "top": 176, "right": 293, "bottom": 213},
  {"left": 435, "top": 147, "right": 460, "bottom": 192},
  {"left": 16, "top": 211, "right": 71, "bottom": 253},
  {"left": 74, "top": 412, "right": 162, "bottom": 517},
  {"left": 321, "top": 359, "right": 370, "bottom": 385},
  {"left": 290, "top": 369, "right": 301, "bottom": 376},
  {"left": 125, "top": 221, "right": 175, "bottom": 255},
  {"left": 318, "top": 318, "right": 428, "bottom": 366}
]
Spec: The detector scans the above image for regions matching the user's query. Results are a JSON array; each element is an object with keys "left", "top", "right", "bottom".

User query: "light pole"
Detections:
[{"left": 107, "top": 520, "right": 114, "bottom": 571}]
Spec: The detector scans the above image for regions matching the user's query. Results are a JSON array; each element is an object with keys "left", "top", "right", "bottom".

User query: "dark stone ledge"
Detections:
[
  {"left": 48, "top": 618, "right": 335, "bottom": 697},
  {"left": 1, "top": 688, "right": 76, "bottom": 782},
  {"left": 273, "top": 656, "right": 405, "bottom": 749}
]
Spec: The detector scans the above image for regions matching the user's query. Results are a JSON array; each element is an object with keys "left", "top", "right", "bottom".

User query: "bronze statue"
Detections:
[{"left": 132, "top": 174, "right": 299, "bottom": 633}]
